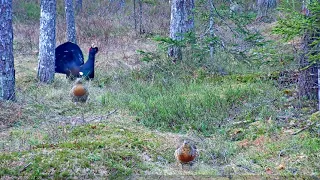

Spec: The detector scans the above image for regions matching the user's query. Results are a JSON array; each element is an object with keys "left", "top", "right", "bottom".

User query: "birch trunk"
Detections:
[
  {"left": 168, "top": 0, "right": 195, "bottom": 62},
  {"left": 65, "top": 0, "right": 77, "bottom": 44},
  {"left": 37, "top": 0, "right": 56, "bottom": 83},
  {"left": 0, "top": 0, "right": 15, "bottom": 101}
]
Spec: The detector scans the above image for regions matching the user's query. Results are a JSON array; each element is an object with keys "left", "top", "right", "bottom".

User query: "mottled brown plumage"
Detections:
[
  {"left": 174, "top": 140, "right": 198, "bottom": 169},
  {"left": 70, "top": 78, "right": 89, "bottom": 104}
]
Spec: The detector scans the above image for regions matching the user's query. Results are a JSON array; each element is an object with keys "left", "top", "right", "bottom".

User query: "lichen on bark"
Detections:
[
  {"left": 37, "top": 0, "right": 56, "bottom": 83},
  {"left": 0, "top": 0, "right": 15, "bottom": 101}
]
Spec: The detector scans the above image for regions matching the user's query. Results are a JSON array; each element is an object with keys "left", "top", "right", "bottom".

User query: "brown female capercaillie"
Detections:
[{"left": 174, "top": 140, "right": 198, "bottom": 169}]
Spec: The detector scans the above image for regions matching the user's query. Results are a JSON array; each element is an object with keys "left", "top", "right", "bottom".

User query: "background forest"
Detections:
[{"left": 1, "top": 0, "right": 320, "bottom": 179}]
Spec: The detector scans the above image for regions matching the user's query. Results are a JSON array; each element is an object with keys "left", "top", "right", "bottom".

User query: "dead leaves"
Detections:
[
  {"left": 277, "top": 164, "right": 285, "bottom": 170},
  {"left": 264, "top": 164, "right": 285, "bottom": 175},
  {"left": 265, "top": 167, "right": 273, "bottom": 174},
  {"left": 237, "top": 136, "right": 269, "bottom": 149}
]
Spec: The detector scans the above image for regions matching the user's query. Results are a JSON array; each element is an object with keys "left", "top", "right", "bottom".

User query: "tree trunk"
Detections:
[
  {"left": 65, "top": 0, "right": 77, "bottom": 44},
  {"left": 38, "top": 0, "right": 56, "bottom": 83},
  {"left": 298, "top": 1, "right": 320, "bottom": 103},
  {"left": 109, "top": 0, "right": 125, "bottom": 12},
  {"left": 75, "top": 0, "right": 82, "bottom": 14},
  {"left": 318, "top": 68, "right": 320, "bottom": 110},
  {"left": 256, "top": 0, "right": 277, "bottom": 20},
  {"left": 208, "top": 0, "right": 215, "bottom": 61},
  {"left": 139, "top": 0, "right": 144, "bottom": 34},
  {"left": 0, "top": 0, "right": 15, "bottom": 101},
  {"left": 133, "top": 0, "right": 137, "bottom": 33},
  {"left": 168, "top": 0, "right": 195, "bottom": 62},
  {"left": 298, "top": 33, "right": 318, "bottom": 100}
]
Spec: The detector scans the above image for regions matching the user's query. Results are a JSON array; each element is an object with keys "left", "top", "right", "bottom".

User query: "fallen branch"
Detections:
[
  {"left": 291, "top": 122, "right": 317, "bottom": 135},
  {"left": 50, "top": 109, "right": 118, "bottom": 126},
  {"left": 231, "top": 120, "right": 252, "bottom": 126},
  {"left": 101, "top": 108, "right": 118, "bottom": 119},
  {"left": 236, "top": 164, "right": 255, "bottom": 173},
  {"left": 20, "top": 162, "right": 32, "bottom": 173}
]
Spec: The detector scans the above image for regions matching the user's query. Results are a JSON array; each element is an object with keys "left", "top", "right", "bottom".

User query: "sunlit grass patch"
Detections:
[
  {"left": 0, "top": 121, "right": 172, "bottom": 179},
  {"left": 233, "top": 132, "right": 320, "bottom": 176},
  {"left": 103, "top": 74, "right": 282, "bottom": 136}
]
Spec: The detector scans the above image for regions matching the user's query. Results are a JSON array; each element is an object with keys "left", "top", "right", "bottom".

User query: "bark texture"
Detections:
[
  {"left": 168, "top": 0, "right": 195, "bottom": 62},
  {"left": 134, "top": 0, "right": 137, "bottom": 32},
  {"left": 75, "top": 0, "right": 82, "bottom": 14},
  {"left": 38, "top": 0, "right": 56, "bottom": 83},
  {"left": 139, "top": 0, "right": 143, "bottom": 34},
  {"left": 65, "top": 0, "right": 77, "bottom": 44},
  {"left": 256, "top": 0, "right": 277, "bottom": 19},
  {"left": 109, "top": 0, "right": 126, "bottom": 12},
  {"left": 209, "top": 0, "right": 215, "bottom": 61},
  {"left": 0, "top": 0, "right": 15, "bottom": 101},
  {"left": 298, "top": 2, "right": 320, "bottom": 102},
  {"left": 298, "top": 33, "right": 318, "bottom": 100}
]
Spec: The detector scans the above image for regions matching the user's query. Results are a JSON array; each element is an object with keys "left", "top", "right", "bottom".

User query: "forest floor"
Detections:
[{"left": 1, "top": 19, "right": 320, "bottom": 179}]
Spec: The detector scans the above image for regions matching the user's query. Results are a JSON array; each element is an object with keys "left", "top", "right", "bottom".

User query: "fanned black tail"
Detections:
[{"left": 55, "top": 42, "right": 84, "bottom": 74}]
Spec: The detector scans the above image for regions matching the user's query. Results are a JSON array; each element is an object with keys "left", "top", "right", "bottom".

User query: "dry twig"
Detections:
[
  {"left": 20, "top": 162, "right": 32, "bottom": 173},
  {"left": 291, "top": 122, "right": 316, "bottom": 135}
]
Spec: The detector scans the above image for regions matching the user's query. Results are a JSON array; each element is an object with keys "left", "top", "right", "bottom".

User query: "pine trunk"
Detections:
[
  {"left": 256, "top": 0, "right": 277, "bottom": 19},
  {"left": 298, "top": 33, "right": 318, "bottom": 100},
  {"left": 133, "top": 0, "right": 137, "bottom": 32},
  {"left": 208, "top": 0, "right": 215, "bottom": 61},
  {"left": 298, "top": 1, "right": 320, "bottom": 109},
  {"left": 318, "top": 68, "right": 320, "bottom": 110},
  {"left": 75, "top": 0, "right": 82, "bottom": 14},
  {"left": 168, "top": 0, "right": 195, "bottom": 62},
  {"left": 65, "top": 0, "right": 77, "bottom": 44},
  {"left": 139, "top": 0, "right": 143, "bottom": 34},
  {"left": 38, "top": 0, "right": 56, "bottom": 83},
  {"left": 0, "top": 0, "right": 15, "bottom": 101}
]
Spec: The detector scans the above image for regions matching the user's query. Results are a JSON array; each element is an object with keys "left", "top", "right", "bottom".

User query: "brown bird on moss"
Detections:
[
  {"left": 70, "top": 78, "right": 89, "bottom": 104},
  {"left": 174, "top": 140, "right": 198, "bottom": 169}
]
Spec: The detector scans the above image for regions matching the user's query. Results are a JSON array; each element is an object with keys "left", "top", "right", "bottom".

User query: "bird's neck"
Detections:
[{"left": 86, "top": 53, "right": 96, "bottom": 65}]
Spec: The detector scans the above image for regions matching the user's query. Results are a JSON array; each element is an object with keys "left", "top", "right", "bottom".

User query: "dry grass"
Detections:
[
  {"left": 1, "top": 0, "right": 320, "bottom": 178},
  {"left": 0, "top": 102, "right": 23, "bottom": 130}
]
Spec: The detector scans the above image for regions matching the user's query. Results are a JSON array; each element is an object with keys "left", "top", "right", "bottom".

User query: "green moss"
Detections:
[
  {"left": 1, "top": 121, "right": 166, "bottom": 178},
  {"left": 301, "top": 138, "right": 320, "bottom": 153},
  {"left": 310, "top": 111, "right": 320, "bottom": 122},
  {"left": 241, "top": 134, "right": 320, "bottom": 175}
]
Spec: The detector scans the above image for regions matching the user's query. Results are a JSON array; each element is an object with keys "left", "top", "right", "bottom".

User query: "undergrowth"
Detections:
[
  {"left": 100, "top": 54, "right": 283, "bottom": 137},
  {"left": 1, "top": 0, "right": 320, "bottom": 178},
  {"left": 2, "top": 47, "right": 319, "bottom": 178}
]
